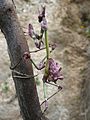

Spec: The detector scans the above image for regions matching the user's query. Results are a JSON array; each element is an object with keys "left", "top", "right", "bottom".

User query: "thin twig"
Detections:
[
  {"left": 29, "top": 47, "right": 46, "bottom": 53},
  {"left": 10, "top": 58, "right": 22, "bottom": 70},
  {"left": 12, "top": 70, "right": 38, "bottom": 79},
  {"left": 46, "top": 81, "right": 60, "bottom": 88},
  {"left": 13, "top": 74, "right": 38, "bottom": 79},
  {"left": 41, "top": 88, "right": 62, "bottom": 106},
  {"left": 29, "top": 43, "right": 56, "bottom": 53},
  {"left": 12, "top": 70, "right": 30, "bottom": 77}
]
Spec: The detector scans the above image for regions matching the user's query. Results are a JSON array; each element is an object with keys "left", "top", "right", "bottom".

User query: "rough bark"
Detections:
[{"left": 0, "top": 0, "right": 48, "bottom": 120}]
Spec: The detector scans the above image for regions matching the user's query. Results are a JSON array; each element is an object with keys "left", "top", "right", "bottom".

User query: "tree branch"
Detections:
[{"left": 0, "top": 0, "right": 48, "bottom": 120}]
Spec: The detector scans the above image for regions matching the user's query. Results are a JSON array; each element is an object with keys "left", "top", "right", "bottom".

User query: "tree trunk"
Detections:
[{"left": 0, "top": 0, "right": 48, "bottom": 120}]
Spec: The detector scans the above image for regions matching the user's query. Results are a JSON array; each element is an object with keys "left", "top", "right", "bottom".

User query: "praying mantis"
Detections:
[{"left": 10, "top": 6, "right": 63, "bottom": 113}]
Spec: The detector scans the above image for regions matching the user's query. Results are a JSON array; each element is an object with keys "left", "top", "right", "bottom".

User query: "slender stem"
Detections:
[
  {"left": 44, "top": 30, "right": 50, "bottom": 74},
  {"left": 43, "top": 30, "right": 50, "bottom": 107},
  {"left": 45, "top": 30, "right": 49, "bottom": 59}
]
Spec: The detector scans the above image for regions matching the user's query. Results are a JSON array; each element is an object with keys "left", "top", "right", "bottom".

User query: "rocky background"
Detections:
[{"left": 0, "top": 0, "right": 90, "bottom": 120}]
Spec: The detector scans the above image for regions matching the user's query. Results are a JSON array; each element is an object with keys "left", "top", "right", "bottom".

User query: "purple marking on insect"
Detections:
[
  {"left": 41, "top": 18, "right": 47, "bottom": 31},
  {"left": 48, "top": 58, "right": 63, "bottom": 83},
  {"left": 38, "top": 6, "right": 45, "bottom": 23},
  {"left": 45, "top": 100, "right": 48, "bottom": 109},
  {"left": 28, "top": 24, "right": 44, "bottom": 49},
  {"left": 28, "top": 24, "right": 36, "bottom": 39},
  {"left": 35, "top": 40, "right": 44, "bottom": 49},
  {"left": 38, "top": 61, "right": 45, "bottom": 69}
]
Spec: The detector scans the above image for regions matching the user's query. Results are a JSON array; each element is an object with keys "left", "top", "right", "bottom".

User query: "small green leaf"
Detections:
[{"left": 2, "top": 81, "right": 9, "bottom": 93}]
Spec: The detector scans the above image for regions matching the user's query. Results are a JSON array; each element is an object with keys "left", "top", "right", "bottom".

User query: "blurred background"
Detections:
[{"left": 0, "top": 0, "right": 90, "bottom": 120}]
